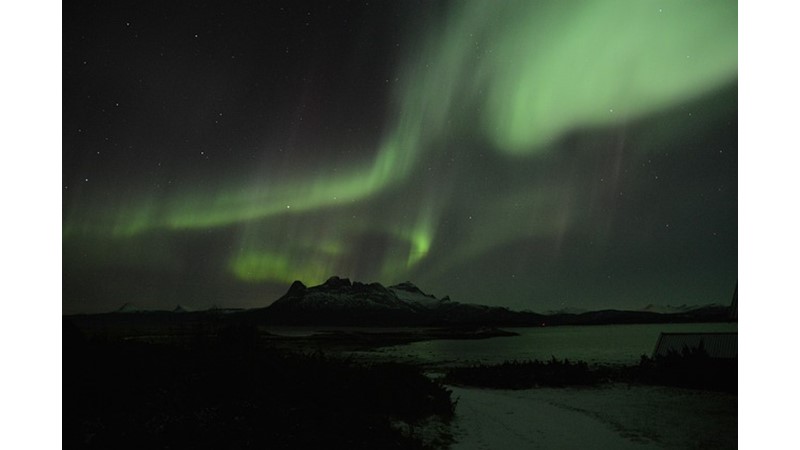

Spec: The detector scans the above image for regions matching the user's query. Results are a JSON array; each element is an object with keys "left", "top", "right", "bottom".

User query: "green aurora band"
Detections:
[{"left": 64, "top": 0, "right": 737, "bottom": 304}]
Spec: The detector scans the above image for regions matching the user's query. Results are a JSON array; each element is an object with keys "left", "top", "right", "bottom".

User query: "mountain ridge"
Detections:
[
  {"left": 77, "top": 277, "right": 733, "bottom": 327},
  {"left": 257, "top": 276, "right": 535, "bottom": 326},
  {"left": 255, "top": 277, "right": 732, "bottom": 326}
]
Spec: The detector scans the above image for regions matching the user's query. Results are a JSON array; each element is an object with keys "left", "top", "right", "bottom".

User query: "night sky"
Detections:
[{"left": 62, "top": 0, "right": 738, "bottom": 314}]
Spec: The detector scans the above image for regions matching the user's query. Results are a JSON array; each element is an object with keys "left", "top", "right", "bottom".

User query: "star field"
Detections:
[{"left": 63, "top": 0, "right": 737, "bottom": 313}]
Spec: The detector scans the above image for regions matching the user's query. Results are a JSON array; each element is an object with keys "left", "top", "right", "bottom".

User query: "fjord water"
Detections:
[{"left": 377, "top": 323, "right": 738, "bottom": 366}]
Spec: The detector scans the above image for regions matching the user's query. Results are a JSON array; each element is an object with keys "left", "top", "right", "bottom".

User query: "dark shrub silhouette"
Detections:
[{"left": 444, "top": 357, "right": 599, "bottom": 389}]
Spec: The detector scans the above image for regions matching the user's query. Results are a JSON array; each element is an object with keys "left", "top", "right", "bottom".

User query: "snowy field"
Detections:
[{"left": 449, "top": 384, "right": 736, "bottom": 449}]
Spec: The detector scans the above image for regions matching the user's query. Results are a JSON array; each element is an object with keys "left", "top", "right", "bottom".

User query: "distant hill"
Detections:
[
  {"left": 637, "top": 303, "right": 725, "bottom": 314},
  {"left": 542, "top": 304, "right": 732, "bottom": 326},
  {"left": 544, "top": 307, "right": 588, "bottom": 315}
]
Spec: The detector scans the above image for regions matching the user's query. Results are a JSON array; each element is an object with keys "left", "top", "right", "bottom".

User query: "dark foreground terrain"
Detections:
[
  {"left": 64, "top": 314, "right": 736, "bottom": 449},
  {"left": 64, "top": 321, "right": 455, "bottom": 449}
]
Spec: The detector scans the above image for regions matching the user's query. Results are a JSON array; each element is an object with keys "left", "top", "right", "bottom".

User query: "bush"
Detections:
[{"left": 443, "top": 357, "right": 600, "bottom": 389}]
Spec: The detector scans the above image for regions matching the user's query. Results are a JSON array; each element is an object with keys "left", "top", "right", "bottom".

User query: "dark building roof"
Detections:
[{"left": 653, "top": 332, "right": 737, "bottom": 359}]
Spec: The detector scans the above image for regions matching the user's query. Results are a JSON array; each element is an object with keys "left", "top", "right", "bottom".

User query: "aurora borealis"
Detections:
[{"left": 63, "top": 0, "right": 737, "bottom": 313}]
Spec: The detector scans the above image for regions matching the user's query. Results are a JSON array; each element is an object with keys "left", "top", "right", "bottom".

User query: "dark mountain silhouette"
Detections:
[
  {"left": 252, "top": 277, "right": 732, "bottom": 326},
  {"left": 541, "top": 304, "right": 732, "bottom": 326},
  {"left": 71, "top": 277, "right": 733, "bottom": 327},
  {"left": 253, "top": 276, "right": 544, "bottom": 326}
]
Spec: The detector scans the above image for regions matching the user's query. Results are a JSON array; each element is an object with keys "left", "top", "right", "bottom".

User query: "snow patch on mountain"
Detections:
[{"left": 388, "top": 281, "right": 443, "bottom": 308}]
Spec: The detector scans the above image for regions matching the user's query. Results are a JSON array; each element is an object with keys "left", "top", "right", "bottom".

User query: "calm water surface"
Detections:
[{"left": 371, "top": 322, "right": 737, "bottom": 366}]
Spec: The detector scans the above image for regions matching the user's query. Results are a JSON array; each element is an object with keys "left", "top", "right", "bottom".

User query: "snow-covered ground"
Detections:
[{"left": 449, "top": 384, "right": 736, "bottom": 449}]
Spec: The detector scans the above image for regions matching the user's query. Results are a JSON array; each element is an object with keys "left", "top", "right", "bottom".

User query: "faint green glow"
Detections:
[
  {"left": 65, "top": 0, "right": 736, "bottom": 236},
  {"left": 63, "top": 98, "right": 428, "bottom": 238},
  {"left": 226, "top": 214, "right": 349, "bottom": 284},
  {"left": 226, "top": 210, "right": 439, "bottom": 283},
  {"left": 166, "top": 128, "right": 421, "bottom": 230},
  {"left": 392, "top": 0, "right": 737, "bottom": 156},
  {"left": 64, "top": 0, "right": 737, "bottom": 289},
  {"left": 401, "top": 202, "right": 437, "bottom": 269},
  {"left": 480, "top": 0, "right": 737, "bottom": 154},
  {"left": 230, "top": 252, "right": 291, "bottom": 282},
  {"left": 407, "top": 230, "right": 432, "bottom": 267},
  {"left": 230, "top": 251, "right": 336, "bottom": 285}
]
